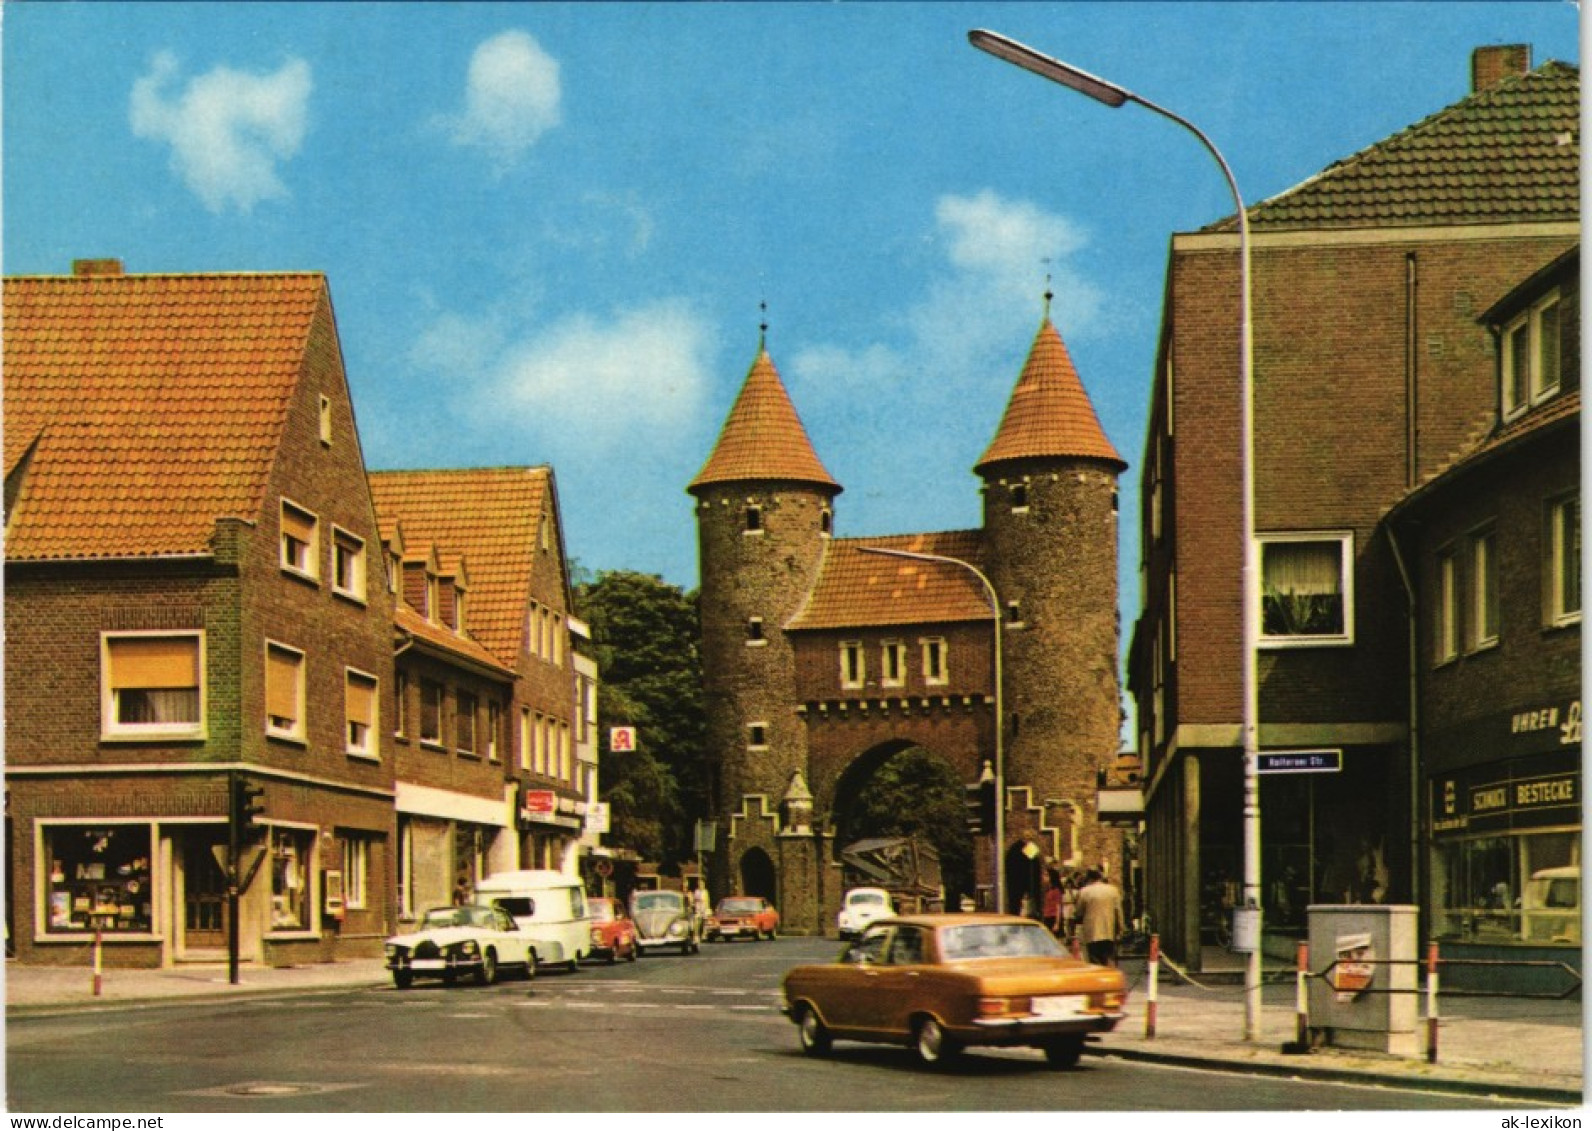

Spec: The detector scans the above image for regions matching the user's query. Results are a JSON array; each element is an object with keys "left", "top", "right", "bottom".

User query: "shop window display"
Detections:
[
  {"left": 44, "top": 825, "right": 153, "bottom": 934},
  {"left": 1435, "top": 830, "right": 1579, "bottom": 943},
  {"left": 269, "top": 826, "right": 314, "bottom": 931}
]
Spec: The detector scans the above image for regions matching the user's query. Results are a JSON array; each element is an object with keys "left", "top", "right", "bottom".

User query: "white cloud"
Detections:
[
  {"left": 130, "top": 51, "right": 311, "bottom": 214},
  {"left": 474, "top": 300, "right": 712, "bottom": 445},
  {"left": 444, "top": 30, "right": 562, "bottom": 170},
  {"left": 793, "top": 189, "right": 1100, "bottom": 395}
]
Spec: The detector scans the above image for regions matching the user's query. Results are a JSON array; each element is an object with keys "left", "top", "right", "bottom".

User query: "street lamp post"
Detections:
[
  {"left": 969, "top": 29, "right": 1262, "bottom": 1040},
  {"left": 857, "top": 546, "right": 1005, "bottom": 914}
]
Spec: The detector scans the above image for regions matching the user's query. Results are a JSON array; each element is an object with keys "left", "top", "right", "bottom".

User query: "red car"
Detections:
[
  {"left": 706, "top": 896, "right": 779, "bottom": 942},
  {"left": 586, "top": 897, "right": 638, "bottom": 963}
]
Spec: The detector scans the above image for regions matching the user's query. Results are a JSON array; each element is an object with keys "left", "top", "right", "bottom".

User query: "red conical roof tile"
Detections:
[
  {"left": 688, "top": 347, "right": 840, "bottom": 494},
  {"left": 975, "top": 320, "right": 1124, "bottom": 475}
]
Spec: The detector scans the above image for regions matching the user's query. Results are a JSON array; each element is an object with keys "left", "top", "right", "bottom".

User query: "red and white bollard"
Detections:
[
  {"left": 1295, "top": 939, "right": 1310, "bottom": 1048},
  {"left": 92, "top": 929, "right": 103, "bottom": 997},
  {"left": 1425, "top": 940, "right": 1440, "bottom": 1064},
  {"left": 1145, "top": 933, "right": 1159, "bottom": 1039}
]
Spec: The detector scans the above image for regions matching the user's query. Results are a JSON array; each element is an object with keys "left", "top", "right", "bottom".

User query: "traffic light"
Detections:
[
  {"left": 231, "top": 774, "right": 266, "bottom": 833},
  {"left": 964, "top": 778, "right": 995, "bottom": 836}
]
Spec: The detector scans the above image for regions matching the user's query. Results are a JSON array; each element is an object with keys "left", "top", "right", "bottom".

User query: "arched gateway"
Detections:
[{"left": 692, "top": 310, "right": 1127, "bottom": 935}]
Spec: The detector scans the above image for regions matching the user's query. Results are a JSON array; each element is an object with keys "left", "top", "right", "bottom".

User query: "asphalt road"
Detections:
[{"left": 6, "top": 937, "right": 1518, "bottom": 1113}]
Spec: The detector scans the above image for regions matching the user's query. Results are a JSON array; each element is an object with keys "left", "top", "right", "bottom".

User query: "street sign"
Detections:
[{"left": 1257, "top": 749, "right": 1342, "bottom": 774}]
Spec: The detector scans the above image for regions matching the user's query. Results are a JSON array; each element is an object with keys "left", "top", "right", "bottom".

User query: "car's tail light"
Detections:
[
  {"left": 977, "top": 996, "right": 1028, "bottom": 1017},
  {"left": 1092, "top": 990, "right": 1127, "bottom": 1011}
]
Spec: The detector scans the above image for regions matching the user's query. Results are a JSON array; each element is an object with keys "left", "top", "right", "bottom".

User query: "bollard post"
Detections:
[
  {"left": 92, "top": 930, "right": 103, "bottom": 997},
  {"left": 1425, "top": 939, "right": 1440, "bottom": 1064},
  {"left": 1295, "top": 939, "right": 1309, "bottom": 1048},
  {"left": 1145, "top": 933, "right": 1159, "bottom": 1039}
]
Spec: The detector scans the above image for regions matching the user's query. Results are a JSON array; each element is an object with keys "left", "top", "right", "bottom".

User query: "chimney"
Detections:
[
  {"left": 72, "top": 258, "right": 123, "bottom": 277},
  {"left": 1471, "top": 45, "right": 1532, "bottom": 92}
]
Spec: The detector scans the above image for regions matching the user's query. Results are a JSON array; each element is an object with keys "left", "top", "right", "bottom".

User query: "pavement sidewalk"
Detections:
[{"left": 5, "top": 952, "right": 1583, "bottom": 1105}]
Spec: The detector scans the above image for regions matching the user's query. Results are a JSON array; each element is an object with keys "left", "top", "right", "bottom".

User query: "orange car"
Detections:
[
  {"left": 781, "top": 913, "right": 1127, "bottom": 1069},
  {"left": 706, "top": 896, "right": 779, "bottom": 942},
  {"left": 585, "top": 897, "right": 638, "bottom": 964}
]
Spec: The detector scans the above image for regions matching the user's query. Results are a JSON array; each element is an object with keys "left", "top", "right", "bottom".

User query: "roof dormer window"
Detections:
[{"left": 1502, "top": 289, "right": 1562, "bottom": 420}]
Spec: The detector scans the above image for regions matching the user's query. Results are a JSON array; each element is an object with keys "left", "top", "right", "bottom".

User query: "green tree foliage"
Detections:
[
  {"left": 574, "top": 571, "right": 707, "bottom": 866},
  {"left": 848, "top": 747, "right": 975, "bottom": 906}
]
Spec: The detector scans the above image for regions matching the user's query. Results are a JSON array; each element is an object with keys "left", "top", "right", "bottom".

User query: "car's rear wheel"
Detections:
[
  {"left": 392, "top": 969, "right": 413, "bottom": 990},
  {"left": 1042, "top": 1037, "right": 1084, "bottom": 1069},
  {"left": 914, "top": 1017, "right": 960, "bottom": 1068},
  {"left": 796, "top": 1005, "right": 832, "bottom": 1057},
  {"left": 475, "top": 948, "right": 498, "bottom": 986}
]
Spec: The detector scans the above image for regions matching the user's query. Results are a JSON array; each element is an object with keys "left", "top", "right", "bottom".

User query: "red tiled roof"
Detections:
[
  {"left": 787, "top": 531, "right": 991, "bottom": 630},
  {"left": 688, "top": 348, "right": 840, "bottom": 494},
  {"left": 4, "top": 271, "right": 327, "bottom": 561},
  {"left": 1216, "top": 61, "right": 1579, "bottom": 232},
  {"left": 394, "top": 604, "right": 515, "bottom": 679},
  {"left": 367, "top": 467, "right": 552, "bottom": 665},
  {"left": 975, "top": 320, "right": 1124, "bottom": 474}
]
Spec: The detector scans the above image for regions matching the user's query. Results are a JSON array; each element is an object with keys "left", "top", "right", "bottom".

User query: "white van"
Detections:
[
  {"left": 475, "top": 870, "right": 592, "bottom": 970},
  {"left": 1522, "top": 865, "right": 1580, "bottom": 944}
]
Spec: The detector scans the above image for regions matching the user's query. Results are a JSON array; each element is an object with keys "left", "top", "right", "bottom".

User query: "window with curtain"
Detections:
[
  {"left": 103, "top": 633, "right": 203, "bottom": 738},
  {"left": 265, "top": 642, "right": 305, "bottom": 740},
  {"left": 1260, "top": 535, "right": 1351, "bottom": 643}
]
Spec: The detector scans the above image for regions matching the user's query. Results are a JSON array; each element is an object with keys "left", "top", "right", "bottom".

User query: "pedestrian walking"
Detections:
[
  {"left": 1074, "top": 868, "right": 1125, "bottom": 966},
  {"left": 1042, "top": 869, "right": 1065, "bottom": 936}
]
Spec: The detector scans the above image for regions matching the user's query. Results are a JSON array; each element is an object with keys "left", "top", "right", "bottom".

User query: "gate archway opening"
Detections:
[
  {"left": 738, "top": 846, "right": 776, "bottom": 903},
  {"left": 830, "top": 740, "right": 976, "bottom": 912}
]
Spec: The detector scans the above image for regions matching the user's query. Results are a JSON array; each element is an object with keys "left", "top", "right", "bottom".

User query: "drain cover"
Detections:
[
  {"left": 229, "top": 1083, "right": 314, "bottom": 1097},
  {"left": 180, "top": 1080, "right": 364, "bottom": 1100}
]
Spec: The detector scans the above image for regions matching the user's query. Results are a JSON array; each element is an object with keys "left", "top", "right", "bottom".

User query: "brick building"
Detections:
[
  {"left": 1127, "top": 48, "right": 1579, "bottom": 966},
  {"left": 4, "top": 262, "right": 397, "bottom": 967},
  {"left": 1385, "top": 246, "right": 1579, "bottom": 985},
  {"left": 368, "top": 467, "right": 590, "bottom": 923},
  {"left": 691, "top": 314, "right": 1126, "bottom": 934}
]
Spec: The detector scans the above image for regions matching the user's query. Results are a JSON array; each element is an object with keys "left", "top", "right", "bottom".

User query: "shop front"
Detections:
[
  {"left": 1428, "top": 704, "right": 1581, "bottom": 993},
  {"left": 395, "top": 782, "right": 516, "bottom": 921},
  {"left": 518, "top": 787, "right": 585, "bottom": 876}
]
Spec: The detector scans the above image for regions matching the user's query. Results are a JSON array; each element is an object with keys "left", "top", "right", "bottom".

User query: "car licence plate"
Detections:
[
  {"left": 411, "top": 959, "right": 446, "bottom": 971},
  {"left": 1031, "top": 995, "right": 1089, "bottom": 1017}
]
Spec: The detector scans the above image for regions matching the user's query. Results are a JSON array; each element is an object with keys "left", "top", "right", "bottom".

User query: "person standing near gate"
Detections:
[{"left": 1075, "top": 869, "right": 1125, "bottom": 966}]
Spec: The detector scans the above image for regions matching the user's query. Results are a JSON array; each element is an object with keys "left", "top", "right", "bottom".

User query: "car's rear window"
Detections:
[{"left": 940, "top": 923, "right": 1065, "bottom": 960}]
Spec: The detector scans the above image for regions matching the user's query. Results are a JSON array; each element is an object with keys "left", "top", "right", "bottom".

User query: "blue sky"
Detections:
[{"left": 4, "top": 2, "right": 1581, "bottom": 626}]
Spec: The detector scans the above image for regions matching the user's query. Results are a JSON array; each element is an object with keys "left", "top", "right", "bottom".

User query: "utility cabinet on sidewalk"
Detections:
[{"left": 1307, "top": 904, "right": 1418, "bottom": 1056}]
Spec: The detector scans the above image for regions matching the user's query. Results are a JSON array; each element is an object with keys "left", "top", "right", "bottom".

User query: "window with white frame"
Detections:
[
  {"left": 394, "top": 671, "right": 409, "bottom": 738},
  {"left": 1470, "top": 529, "right": 1499, "bottom": 650},
  {"left": 487, "top": 701, "right": 501, "bottom": 762},
  {"left": 840, "top": 641, "right": 865, "bottom": 689},
  {"left": 748, "top": 722, "right": 769, "bottom": 748},
  {"left": 1436, "top": 549, "right": 1460, "bottom": 664},
  {"left": 332, "top": 527, "right": 367, "bottom": 603},
  {"left": 526, "top": 603, "right": 541, "bottom": 657},
  {"left": 345, "top": 669, "right": 379, "bottom": 758},
  {"left": 519, "top": 707, "right": 532, "bottom": 770},
  {"left": 419, "top": 679, "right": 444, "bottom": 746},
  {"left": 1502, "top": 290, "right": 1562, "bottom": 419},
  {"left": 102, "top": 632, "right": 204, "bottom": 739},
  {"left": 455, "top": 690, "right": 478, "bottom": 754},
  {"left": 559, "top": 721, "right": 571, "bottom": 780},
  {"left": 1548, "top": 493, "right": 1581, "bottom": 626},
  {"left": 265, "top": 641, "right": 306, "bottom": 741},
  {"left": 343, "top": 836, "right": 369, "bottom": 910},
  {"left": 747, "top": 617, "right": 765, "bottom": 644},
  {"left": 1259, "top": 533, "right": 1353, "bottom": 645},
  {"left": 280, "top": 500, "right": 320, "bottom": 580},
  {"left": 921, "top": 637, "right": 949, "bottom": 685},
  {"left": 269, "top": 825, "right": 314, "bottom": 931},
  {"left": 533, "top": 712, "right": 547, "bottom": 773},
  {"left": 881, "top": 641, "right": 906, "bottom": 688},
  {"left": 319, "top": 395, "right": 334, "bottom": 446}
]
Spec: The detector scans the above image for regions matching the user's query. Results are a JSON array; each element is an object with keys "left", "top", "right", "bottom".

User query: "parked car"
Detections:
[
  {"left": 1523, "top": 865, "right": 1580, "bottom": 944},
  {"left": 475, "top": 869, "right": 592, "bottom": 971},
  {"left": 706, "top": 896, "right": 779, "bottom": 942},
  {"left": 837, "top": 886, "right": 895, "bottom": 939},
  {"left": 630, "top": 889, "right": 701, "bottom": 955},
  {"left": 586, "top": 896, "right": 639, "bottom": 963},
  {"left": 384, "top": 904, "right": 541, "bottom": 989},
  {"left": 782, "top": 913, "right": 1129, "bottom": 1068}
]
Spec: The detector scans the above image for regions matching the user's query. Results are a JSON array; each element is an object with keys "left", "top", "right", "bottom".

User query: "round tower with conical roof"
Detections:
[
  {"left": 689, "top": 342, "right": 840, "bottom": 898},
  {"left": 975, "top": 312, "right": 1127, "bottom": 903}
]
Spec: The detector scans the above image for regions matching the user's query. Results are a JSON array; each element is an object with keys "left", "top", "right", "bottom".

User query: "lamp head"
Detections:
[{"left": 968, "top": 29, "right": 1130, "bottom": 108}]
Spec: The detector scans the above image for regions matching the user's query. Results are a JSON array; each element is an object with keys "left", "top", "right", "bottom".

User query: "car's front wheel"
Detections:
[
  {"left": 392, "top": 969, "right": 413, "bottom": 990},
  {"left": 914, "top": 1017, "right": 960, "bottom": 1068},
  {"left": 796, "top": 1005, "right": 832, "bottom": 1057},
  {"left": 475, "top": 948, "right": 499, "bottom": 986},
  {"left": 1042, "top": 1037, "right": 1084, "bottom": 1069}
]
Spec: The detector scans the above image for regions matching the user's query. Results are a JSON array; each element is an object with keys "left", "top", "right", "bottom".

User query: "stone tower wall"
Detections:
[{"left": 980, "top": 458, "right": 1124, "bottom": 878}]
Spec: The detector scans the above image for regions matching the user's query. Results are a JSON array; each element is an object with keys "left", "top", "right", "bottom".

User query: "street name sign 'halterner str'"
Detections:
[{"left": 1256, "top": 749, "right": 1343, "bottom": 774}]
